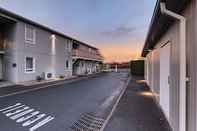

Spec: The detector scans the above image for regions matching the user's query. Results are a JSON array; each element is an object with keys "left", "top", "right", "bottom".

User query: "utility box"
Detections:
[{"left": 130, "top": 60, "right": 145, "bottom": 76}]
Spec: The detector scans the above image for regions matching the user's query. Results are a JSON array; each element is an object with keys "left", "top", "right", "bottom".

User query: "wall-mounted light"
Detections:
[{"left": 51, "top": 34, "right": 56, "bottom": 55}]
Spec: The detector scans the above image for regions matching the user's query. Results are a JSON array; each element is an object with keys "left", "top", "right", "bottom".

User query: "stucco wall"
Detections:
[{"left": 11, "top": 21, "right": 72, "bottom": 82}]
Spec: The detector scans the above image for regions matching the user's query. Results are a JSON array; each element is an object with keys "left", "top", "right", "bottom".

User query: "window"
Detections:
[
  {"left": 65, "top": 40, "right": 71, "bottom": 50},
  {"left": 25, "top": 25, "right": 36, "bottom": 44},
  {"left": 25, "top": 57, "right": 35, "bottom": 73},
  {"left": 66, "top": 60, "right": 69, "bottom": 70},
  {"left": 88, "top": 48, "right": 92, "bottom": 53}
]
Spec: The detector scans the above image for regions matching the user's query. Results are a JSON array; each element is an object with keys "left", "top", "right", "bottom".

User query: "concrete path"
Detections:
[{"left": 104, "top": 76, "right": 172, "bottom": 131}]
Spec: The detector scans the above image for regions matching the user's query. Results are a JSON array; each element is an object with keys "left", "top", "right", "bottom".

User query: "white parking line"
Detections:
[
  {"left": 22, "top": 114, "right": 46, "bottom": 127},
  {"left": 0, "top": 103, "right": 21, "bottom": 112},
  {"left": 0, "top": 103, "right": 55, "bottom": 131},
  {"left": 10, "top": 109, "right": 34, "bottom": 120},
  {"left": 16, "top": 111, "right": 40, "bottom": 123},
  {"left": 6, "top": 106, "right": 29, "bottom": 117},
  {"left": 3, "top": 105, "right": 25, "bottom": 113},
  {"left": 29, "top": 116, "right": 54, "bottom": 131}
]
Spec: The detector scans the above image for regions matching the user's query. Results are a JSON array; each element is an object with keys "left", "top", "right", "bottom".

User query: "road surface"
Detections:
[{"left": 0, "top": 71, "right": 129, "bottom": 131}]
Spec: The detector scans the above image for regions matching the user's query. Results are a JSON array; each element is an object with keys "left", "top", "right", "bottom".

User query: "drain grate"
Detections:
[{"left": 71, "top": 112, "right": 105, "bottom": 131}]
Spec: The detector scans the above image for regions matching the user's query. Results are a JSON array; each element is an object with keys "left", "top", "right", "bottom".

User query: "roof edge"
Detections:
[
  {"left": 141, "top": 0, "right": 160, "bottom": 57},
  {"left": 0, "top": 7, "right": 98, "bottom": 50}
]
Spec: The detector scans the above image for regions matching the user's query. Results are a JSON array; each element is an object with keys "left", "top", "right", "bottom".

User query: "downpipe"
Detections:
[{"left": 160, "top": 3, "right": 186, "bottom": 131}]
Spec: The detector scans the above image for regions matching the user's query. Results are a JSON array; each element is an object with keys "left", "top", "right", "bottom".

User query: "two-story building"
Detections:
[
  {"left": 72, "top": 41, "right": 103, "bottom": 76},
  {"left": 0, "top": 7, "right": 103, "bottom": 84}
]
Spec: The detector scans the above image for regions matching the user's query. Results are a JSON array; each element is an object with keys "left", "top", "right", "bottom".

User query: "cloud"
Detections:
[{"left": 100, "top": 26, "right": 136, "bottom": 37}]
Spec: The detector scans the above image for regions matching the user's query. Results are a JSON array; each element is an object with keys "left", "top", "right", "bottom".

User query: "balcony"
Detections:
[{"left": 72, "top": 49, "right": 103, "bottom": 62}]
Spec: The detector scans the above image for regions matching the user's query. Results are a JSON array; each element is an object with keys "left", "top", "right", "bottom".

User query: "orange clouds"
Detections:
[{"left": 99, "top": 44, "right": 142, "bottom": 63}]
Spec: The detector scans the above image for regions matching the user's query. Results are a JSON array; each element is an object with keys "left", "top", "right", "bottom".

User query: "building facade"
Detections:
[
  {"left": 72, "top": 42, "right": 103, "bottom": 76},
  {"left": 142, "top": 0, "right": 197, "bottom": 131},
  {"left": 0, "top": 8, "right": 102, "bottom": 83}
]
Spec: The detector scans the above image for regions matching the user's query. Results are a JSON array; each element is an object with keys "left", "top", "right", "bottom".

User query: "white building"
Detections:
[
  {"left": 142, "top": 0, "right": 197, "bottom": 131},
  {"left": 72, "top": 42, "right": 103, "bottom": 76},
  {"left": 0, "top": 7, "right": 103, "bottom": 83}
]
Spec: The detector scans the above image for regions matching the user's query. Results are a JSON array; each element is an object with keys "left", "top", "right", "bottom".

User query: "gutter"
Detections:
[{"left": 160, "top": 3, "right": 186, "bottom": 131}]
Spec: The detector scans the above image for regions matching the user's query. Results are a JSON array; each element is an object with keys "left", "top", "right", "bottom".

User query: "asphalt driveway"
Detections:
[{"left": 0, "top": 71, "right": 129, "bottom": 131}]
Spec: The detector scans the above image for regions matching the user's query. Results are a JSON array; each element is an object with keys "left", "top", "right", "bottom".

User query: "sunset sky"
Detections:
[{"left": 0, "top": 0, "right": 156, "bottom": 62}]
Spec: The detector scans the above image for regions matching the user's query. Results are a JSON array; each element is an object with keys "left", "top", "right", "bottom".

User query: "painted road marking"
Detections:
[
  {"left": 17, "top": 111, "right": 40, "bottom": 123},
  {"left": 0, "top": 103, "right": 55, "bottom": 131},
  {"left": 0, "top": 103, "right": 21, "bottom": 112},
  {"left": 3, "top": 105, "right": 25, "bottom": 113},
  {"left": 6, "top": 106, "right": 29, "bottom": 117},
  {"left": 29, "top": 116, "right": 54, "bottom": 131},
  {"left": 10, "top": 109, "right": 34, "bottom": 120},
  {"left": 22, "top": 114, "right": 46, "bottom": 127}
]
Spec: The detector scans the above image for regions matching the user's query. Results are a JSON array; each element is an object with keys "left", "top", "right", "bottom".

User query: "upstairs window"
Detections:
[
  {"left": 25, "top": 25, "right": 36, "bottom": 44},
  {"left": 66, "top": 60, "right": 70, "bottom": 70},
  {"left": 25, "top": 57, "right": 35, "bottom": 73},
  {"left": 88, "top": 48, "right": 92, "bottom": 53},
  {"left": 65, "top": 40, "right": 71, "bottom": 50}
]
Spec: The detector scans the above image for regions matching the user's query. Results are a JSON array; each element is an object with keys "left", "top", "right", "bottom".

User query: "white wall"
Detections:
[
  {"left": 11, "top": 22, "right": 73, "bottom": 82},
  {"left": 160, "top": 43, "right": 171, "bottom": 120}
]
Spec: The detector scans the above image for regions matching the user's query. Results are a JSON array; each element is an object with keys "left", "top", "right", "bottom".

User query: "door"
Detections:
[{"left": 160, "top": 43, "right": 170, "bottom": 119}]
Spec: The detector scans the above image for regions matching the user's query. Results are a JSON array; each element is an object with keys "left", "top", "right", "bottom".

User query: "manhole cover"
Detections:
[{"left": 71, "top": 112, "right": 105, "bottom": 131}]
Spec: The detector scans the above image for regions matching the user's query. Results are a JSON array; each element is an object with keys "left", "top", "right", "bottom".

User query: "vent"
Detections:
[
  {"left": 71, "top": 112, "right": 105, "bottom": 131},
  {"left": 44, "top": 72, "right": 53, "bottom": 80}
]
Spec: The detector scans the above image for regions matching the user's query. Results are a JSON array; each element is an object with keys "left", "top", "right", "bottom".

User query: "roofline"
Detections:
[
  {"left": 0, "top": 7, "right": 98, "bottom": 50},
  {"left": 141, "top": 0, "right": 190, "bottom": 57},
  {"left": 141, "top": 0, "right": 160, "bottom": 57}
]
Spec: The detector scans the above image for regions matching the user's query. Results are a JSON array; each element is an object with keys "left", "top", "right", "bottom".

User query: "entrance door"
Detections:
[{"left": 160, "top": 43, "right": 170, "bottom": 119}]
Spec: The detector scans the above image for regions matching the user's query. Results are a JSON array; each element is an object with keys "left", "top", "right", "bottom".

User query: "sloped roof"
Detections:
[
  {"left": 0, "top": 7, "right": 98, "bottom": 50},
  {"left": 141, "top": 0, "right": 190, "bottom": 57}
]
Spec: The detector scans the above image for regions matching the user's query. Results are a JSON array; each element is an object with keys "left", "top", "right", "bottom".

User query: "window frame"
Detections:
[
  {"left": 25, "top": 24, "right": 36, "bottom": 44},
  {"left": 25, "top": 56, "right": 36, "bottom": 73},
  {"left": 65, "top": 39, "right": 71, "bottom": 51},
  {"left": 88, "top": 48, "right": 92, "bottom": 53},
  {"left": 65, "top": 60, "right": 70, "bottom": 70}
]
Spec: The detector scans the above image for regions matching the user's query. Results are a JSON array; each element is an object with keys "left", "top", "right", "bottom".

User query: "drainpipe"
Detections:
[{"left": 160, "top": 3, "right": 186, "bottom": 131}]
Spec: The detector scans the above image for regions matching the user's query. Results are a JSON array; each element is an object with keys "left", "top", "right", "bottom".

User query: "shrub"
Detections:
[
  {"left": 36, "top": 76, "right": 42, "bottom": 82},
  {"left": 59, "top": 75, "right": 65, "bottom": 79}
]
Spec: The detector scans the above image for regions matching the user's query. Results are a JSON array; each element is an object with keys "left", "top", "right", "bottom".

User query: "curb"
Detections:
[
  {"left": 100, "top": 76, "right": 131, "bottom": 131},
  {"left": 0, "top": 73, "right": 103, "bottom": 98}
]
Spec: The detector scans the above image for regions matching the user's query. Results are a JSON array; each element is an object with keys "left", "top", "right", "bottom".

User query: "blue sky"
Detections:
[{"left": 0, "top": 0, "right": 156, "bottom": 62}]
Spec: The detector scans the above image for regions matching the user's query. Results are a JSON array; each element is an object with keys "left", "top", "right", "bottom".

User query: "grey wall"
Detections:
[{"left": 8, "top": 21, "right": 73, "bottom": 82}]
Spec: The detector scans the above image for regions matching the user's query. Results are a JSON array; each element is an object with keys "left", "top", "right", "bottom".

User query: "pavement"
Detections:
[
  {"left": 0, "top": 71, "right": 129, "bottom": 131},
  {"left": 0, "top": 73, "right": 103, "bottom": 98},
  {"left": 104, "top": 76, "right": 172, "bottom": 131}
]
